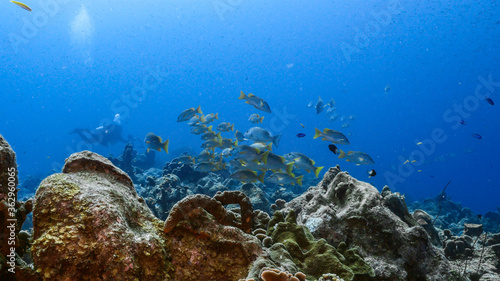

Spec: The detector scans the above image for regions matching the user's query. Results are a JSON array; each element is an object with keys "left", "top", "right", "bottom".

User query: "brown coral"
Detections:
[
  {"left": 164, "top": 190, "right": 254, "bottom": 234},
  {"left": 260, "top": 268, "right": 307, "bottom": 281},
  {"left": 31, "top": 151, "right": 171, "bottom": 280}
]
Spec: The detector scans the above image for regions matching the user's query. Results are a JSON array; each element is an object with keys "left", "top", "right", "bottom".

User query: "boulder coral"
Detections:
[
  {"left": 284, "top": 168, "right": 452, "bottom": 280},
  {"left": 31, "top": 151, "right": 172, "bottom": 280},
  {"left": 163, "top": 192, "right": 261, "bottom": 280},
  {"left": 266, "top": 210, "right": 374, "bottom": 281},
  {"left": 0, "top": 134, "right": 38, "bottom": 281}
]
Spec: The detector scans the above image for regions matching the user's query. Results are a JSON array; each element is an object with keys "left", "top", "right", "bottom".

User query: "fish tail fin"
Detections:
[
  {"left": 286, "top": 162, "right": 294, "bottom": 175},
  {"left": 200, "top": 115, "right": 207, "bottom": 124},
  {"left": 230, "top": 124, "right": 234, "bottom": 131},
  {"left": 147, "top": 148, "right": 150, "bottom": 153},
  {"left": 257, "top": 173, "right": 265, "bottom": 184},
  {"left": 338, "top": 149, "right": 346, "bottom": 159},
  {"left": 314, "top": 166, "right": 324, "bottom": 178},
  {"left": 238, "top": 91, "right": 246, "bottom": 100},
  {"left": 314, "top": 128, "right": 322, "bottom": 139},
  {"left": 296, "top": 175, "right": 303, "bottom": 186},
  {"left": 217, "top": 133, "right": 222, "bottom": 142},
  {"left": 234, "top": 140, "right": 238, "bottom": 147},
  {"left": 162, "top": 140, "right": 169, "bottom": 153},
  {"left": 215, "top": 113, "right": 219, "bottom": 120},
  {"left": 273, "top": 134, "right": 282, "bottom": 148},
  {"left": 196, "top": 105, "right": 203, "bottom": 114},
  {"left": 261, "top": 151, "right": 269, "bottom": 165},
  {"left": 207, "top": 125, "right": 213, "bottom": 132},
  {"left": 260, "top": 116, "right": 264, "bottom": 123},
  {"left": 266, "top": 143, "right": 273, "bottom": 151}
]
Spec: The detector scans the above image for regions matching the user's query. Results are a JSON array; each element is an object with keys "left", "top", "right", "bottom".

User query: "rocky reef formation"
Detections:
[
  {"left": 0, "top": 134, "right": 37, "bottom": 281},
  {"left": 163, "top": 191, "right": 262, "bottom": 280},
  {"left": 3, "top": 143, "right": 500, "bottom": 280},
  {"left": 244, "top": 209, "right": 374, "bottom": 281},
  {"left": 409, "top": 193, "right": 500, "bottom": 235},
  {"left": 31, "top": 151, "right": 171, "bottom": 280},
  {"left": 108, "top": 143, "right": 156, "bottom": 182},
  {"left": 283, "top": 166, "right": 452, "bottom": 280}
]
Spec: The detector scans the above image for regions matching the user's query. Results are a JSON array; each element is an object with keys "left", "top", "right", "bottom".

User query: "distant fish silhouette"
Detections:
[
  {"left": 460, "top": 120, "right": 466, "bottom": 125},
  {"left": 367, "top": 169, "right": 376, "bottom": 178},
  {"left": 472, "top": 133, "right": 482, "bottom": 139},
  {"left": 316, "top": 97, "right": 324, "bottom": 114},
  {"left": 296, "top": 133, "right": 306, "bottom": 138},
  {"left": 328, "top": 144, "right": 339, "bottom": 155},
  {"left": 485, "top": 97, "right": 494, "bottom": 105}
]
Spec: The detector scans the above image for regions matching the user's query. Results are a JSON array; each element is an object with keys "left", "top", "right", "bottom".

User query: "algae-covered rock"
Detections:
[
  {"left": 31, "top": 151, "right": 172, "bottom": 280},
  {"left": 285, "top": 170, "right": 452, "bottom": 281},
  {"left": 165, "top": 194, "right": 261, "bottom": 280},
  {"left": 267, "top": 210, "right": 373, "bottom": 281},
  {"left": 0, "top": 134, "right": 38, "bottom": 280}
]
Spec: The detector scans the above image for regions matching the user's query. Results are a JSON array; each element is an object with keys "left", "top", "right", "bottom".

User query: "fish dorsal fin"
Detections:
[
  {"left": 146, "top": 141, "right": 150, "bottom": 144},
  {"left": 348, "top": 151, "right": 354, "bottom": 155},
  {"left": 158, "top": 136, "right": 162, "bottom": 143},
  {"left": 248, "top": 93, "right": 255, "bottom": 97},
  {"left": 311, "top": 159, "right": 315, "bottom": 165}
]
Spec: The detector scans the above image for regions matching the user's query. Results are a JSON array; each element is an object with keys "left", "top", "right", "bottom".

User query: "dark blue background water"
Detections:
[{"left": 1, "top": 0, "right": 498, "bottom": 213}]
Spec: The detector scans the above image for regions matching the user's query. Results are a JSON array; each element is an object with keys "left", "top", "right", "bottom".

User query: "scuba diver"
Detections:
[{"left": 70, "top": 114, "right": 133, "bottom": 147}]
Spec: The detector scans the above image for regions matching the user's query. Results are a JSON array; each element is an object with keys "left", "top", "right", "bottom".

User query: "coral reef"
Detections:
[
  {"left": 140, "top": 173, "right": 193, "bottom": 220},
  {"left": 0, "top": 134, "right": 38, "bottom": 281},
  {"left": 260, "top": 267, "right": 307, "bottom": 281},
  {"left": 163, "top": 162, "right": 207, "bottom": 184},
  {"left": 108, "top": 143, "right": 156, "bottom": 181},
  {"left": 163, "top": 192, "right": 261, "bottom": 280},
  {"left": 283, "top": 168, "right": 452, "bottom": 281},
  {"left": 3, "top": 139, "right": 499, "bottom": 281},
  {"left": 266, "top": 210, "right": 374, "bottom": 281},
  {"left": 411, "top": 209, "right": 441, "bottom": 247},
  {"left": 31, "top": 151, "right": 172, "bottom": 280},
  {"left": 409, "top": 193, "right": 500, "bottom": 234}
]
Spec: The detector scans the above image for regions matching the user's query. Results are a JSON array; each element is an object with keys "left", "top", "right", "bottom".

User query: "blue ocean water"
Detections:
[{"left": 1, "top": 0, "right": 498, "bottom": 213}]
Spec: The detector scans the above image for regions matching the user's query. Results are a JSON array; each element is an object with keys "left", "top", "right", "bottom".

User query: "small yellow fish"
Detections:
[
  {"left": 11, "top": 1, "right": 32, "bottom": 11},
  {"left": 300, "top": 123, "right": 305, "bottom": 128},
  {"left": 416, "top": 142, "right": 422, "bottom": 145},
  {"left": 403, "top": 159, "right": 409, "bottom": 164},
  {"left": 418, "top": 170, "right": 422, "bottom": 172},
  {"left": 411, "top": 160, "right": 417, "bottom": 163}
]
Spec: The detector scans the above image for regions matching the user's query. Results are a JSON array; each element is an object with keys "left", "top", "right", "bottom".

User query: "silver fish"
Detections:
[{"left": 244, "top": 127, "right": 281, "bottom": 148}]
